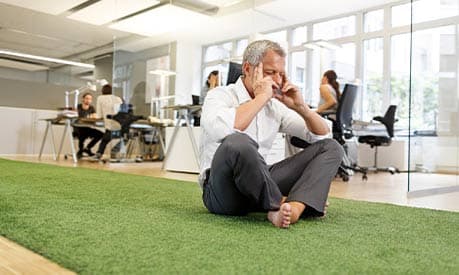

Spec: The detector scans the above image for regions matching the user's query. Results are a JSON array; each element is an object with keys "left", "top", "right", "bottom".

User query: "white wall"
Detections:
[{"left": 0, "top": 106, "right": 72, "bottom": 156}]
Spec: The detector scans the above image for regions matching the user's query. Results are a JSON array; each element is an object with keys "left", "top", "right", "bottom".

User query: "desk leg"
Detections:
[
  {"left": 161, "top": 119, "right": 181, "bottom": 170},
  {"left": 57, "top": 120, "right": 76, "bottom": 162},
  {"left": 67, "top": 121, "right": 77, "bottom": 163},
  {"left": 38, "top": 121, "right": 50, "bottom": 160},
  {"left": 157, "top": 128, "right": 166, "bottom": 160},
  {"left": 56, "top": 122, "right": 66, "bottom": 160},
  {"left": 49, "top": 123, "right": 57, "bottom": 160},
  {"left": 184, "top": 115, "right": 200, "bottom": 169}
]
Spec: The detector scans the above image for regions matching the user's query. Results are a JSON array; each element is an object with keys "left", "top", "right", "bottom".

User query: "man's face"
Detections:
[
  {"left": 82, "top": 95, "right": 92, "bottom": 105},
  {"left": 245, "top": 49, "right": 286, "bottom": 89}
]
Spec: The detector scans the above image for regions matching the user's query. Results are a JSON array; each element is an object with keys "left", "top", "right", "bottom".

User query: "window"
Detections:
[
  {"left": 309, "top": 43, "right": 355, "bottom": 107},
  {"left": 321, "top": 43, "right": 356, "bottom": 82},
  {"left": 290, "top": 51, "right": 306, "bottom": 99},
  {"left": 390, "top": 33, "right": 411, "bottom": 129},
  {"left": 263, "top": 30, "right": 287, "bottom": 44},
  {"left": 363, "top": 38, "right": 384, "bottom": 121},
  {"left": 292, "top": 26, "right": 307, "bottom": 46},
  {"left": 364, "top": 9, "right": 384, "bottom": 32},
  {"left": 204, "top": 42, "right": 232, "bottom": 62},
  {"left": 313, "top": 16, "right": 356, "bottom": 40},
  {"left": 391, "top": 25, "right": 456, "bottom": 131},
  {"left": 236, "top": 39, "right": 248, "bottom": 57},
  {"left": 392, "top": 0, "right": 459, "bottom": 27}
]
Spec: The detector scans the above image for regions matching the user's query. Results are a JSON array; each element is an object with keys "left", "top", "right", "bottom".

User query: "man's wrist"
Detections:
[
  {"left": 296, "top": 103, "right": 313, "bottom": 120},
  {"left": 254, "top": 92, "right": 271, "bottom": 103}
]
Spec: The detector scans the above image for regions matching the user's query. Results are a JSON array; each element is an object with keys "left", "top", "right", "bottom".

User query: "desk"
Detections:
[
  {"left": 161, "top": 104, "right": 201, "bottom": 171},
  {"left": 129, "top": 120, "right": 166, "bottom": 161},
  {"left": 38, "top": 116, "right": 77, "bottom": 163}
]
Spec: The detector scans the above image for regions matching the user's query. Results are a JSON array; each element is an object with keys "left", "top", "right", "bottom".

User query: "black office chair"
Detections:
[
  {"left": 357, "top": 105, "right": 400, "bottom": 175},
  {"left": 291, "top": 83, "right": 367, "bottom": 181},
  {"left": 105, "top": 104, "right": 144, "bottom": 163}
]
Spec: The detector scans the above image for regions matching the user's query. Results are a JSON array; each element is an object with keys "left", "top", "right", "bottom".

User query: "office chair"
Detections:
[
  {"left": 357, "top": 105, "right": 400, "bottom": 175},
  {"left": 103, "top": 104, "right": 143, "bottom": 163},
  {"left": 291, "top": 84, "right": 367, "bottom": 181},
  {"left": 321, "top": 83, "right": 368, "bottom": 181}
]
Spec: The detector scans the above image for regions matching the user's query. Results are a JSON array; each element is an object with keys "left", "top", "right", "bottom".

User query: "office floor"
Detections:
[{"left": 0, "top": 155, "right": 458, "bottom": 274}]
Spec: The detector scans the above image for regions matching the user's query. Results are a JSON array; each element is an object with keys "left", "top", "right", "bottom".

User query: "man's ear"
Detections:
[{"left": 242, "top": 62, "right": 251, "bottom": 78}]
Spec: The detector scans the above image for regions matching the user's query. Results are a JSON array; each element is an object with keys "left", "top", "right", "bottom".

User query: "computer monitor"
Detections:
[
  {"left": 192, "top": 95, "right": 200, "bottom": 105},
  {"left": 226, "top": 62, "right": 242, "bottom": 85}
]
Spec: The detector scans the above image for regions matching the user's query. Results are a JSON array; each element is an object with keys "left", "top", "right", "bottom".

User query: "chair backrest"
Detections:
[
  {"left": 378, "top": 105, "right": 397, "bottom": 137},
  {"left": 336, "top": 83, "right": 358, "bottom": 133}
]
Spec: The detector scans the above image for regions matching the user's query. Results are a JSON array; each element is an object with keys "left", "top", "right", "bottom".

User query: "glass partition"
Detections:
[{"left": 407, "top": 0, "right": 459, "bottom": 198}]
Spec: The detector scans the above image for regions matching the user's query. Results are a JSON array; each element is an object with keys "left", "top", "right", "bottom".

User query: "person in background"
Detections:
[
  {"left": 75, "top": 93, "right": 103, "bottom": 159},
  {"left": 194, "top": 71, "right": 220, "bottom": 126},
  {"left": 201, "top": 70, "right": 219, "bottom": 102},
  {"left": 93, "top": 84, "right": 123, "bottom": 160},
  {"left": 317, "top": 70, "right": 340, "bottom": 114}
]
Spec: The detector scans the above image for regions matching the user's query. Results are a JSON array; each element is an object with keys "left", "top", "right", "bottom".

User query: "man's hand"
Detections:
[
  {"left": 274, "top": 75, "right": 309, "bottom": 113},
  {"left": 252, "top": 62, "right": 275, "bottom": 101},
  {"left": 274, "top": 74, "right": 329, "bottom": 136}
]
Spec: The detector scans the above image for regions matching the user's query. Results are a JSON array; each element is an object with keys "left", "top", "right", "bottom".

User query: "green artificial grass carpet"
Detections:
[{"left": 0, "top": 159, "right": 458, "bottom": 274}]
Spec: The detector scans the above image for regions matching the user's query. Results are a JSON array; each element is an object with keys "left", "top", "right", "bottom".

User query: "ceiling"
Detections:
[{"left": 0, "top": 0, "right": 400, "bottom": 70}]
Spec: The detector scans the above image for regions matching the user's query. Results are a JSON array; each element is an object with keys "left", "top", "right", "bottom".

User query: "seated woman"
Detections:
[
  {"left": 75, "top": 92, "right": 103, "bottom": 159},
  {"left": 317, "top": 70, "right": 340, "bottom": 114}
]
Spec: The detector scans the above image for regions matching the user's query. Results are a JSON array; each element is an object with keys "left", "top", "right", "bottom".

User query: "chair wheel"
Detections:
[
  {"left": 362, "top": 175, "right": 368, "bottom": 181},
  {"left": 342, "top": 175, "right": 349, "bottom": 182}
]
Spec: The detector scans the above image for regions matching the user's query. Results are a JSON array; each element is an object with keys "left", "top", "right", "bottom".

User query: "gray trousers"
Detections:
[{"left": 202, "top": 132, "right": 344, "bottom": 217}]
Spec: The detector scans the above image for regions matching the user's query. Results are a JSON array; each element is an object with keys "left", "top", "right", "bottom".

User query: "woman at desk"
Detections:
[
  {"left": 93, "top": 84, "right": 123, "bottom": 160},
  {"left": 75, "top": 92, "right": 103, "bottom": 159},
  {"left": 201, "top": 70, "right": 219, "bottom": 102},
  {"left": 317, "top": 70, "right": 341, "bottom": 114}
]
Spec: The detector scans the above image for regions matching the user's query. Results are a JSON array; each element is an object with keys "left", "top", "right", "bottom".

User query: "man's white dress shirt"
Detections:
[{"left": 199, "top": 78, "right": 332, "bottom": 187}]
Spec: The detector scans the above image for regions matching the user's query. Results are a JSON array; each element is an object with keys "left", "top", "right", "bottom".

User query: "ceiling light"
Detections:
[
  {"left": 0, "top": 49, "right": 95, "bottom": 69},
  {"left": 303, "top": 40, "right": 341, "bottom": 50},
  {"left": 200, "top": 0, "right": 244, "bottom": 7},
  {"left": 149, "top": 69, "right": 176, "bottom": 76},
  {"left": 315, "top": 40, "right": 341, "bottom": 50},
  {"left": 0, "top": 0, "right": 88, "bottom": 15},
  {"left": 109, "top": 4, "right": 208, "bottom": 36},
  {"left": 0, "top": 58, "right": 49, "bottom": 71},
  {"left": 303, "top": 43, "right": 321, "bottom": 50},
  {"left": 67, "top": 0, "right": 160, "bottom": 26}
]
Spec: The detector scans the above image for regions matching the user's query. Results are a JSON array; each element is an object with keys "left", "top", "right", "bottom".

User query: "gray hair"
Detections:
[{"left": 242, "top": 40, "right": 286, "bottom": 65}]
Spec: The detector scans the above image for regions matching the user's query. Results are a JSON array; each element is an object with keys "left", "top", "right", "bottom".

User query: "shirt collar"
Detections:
[{"left": 234, "top": 77, "right": 252, "bottom": 104}]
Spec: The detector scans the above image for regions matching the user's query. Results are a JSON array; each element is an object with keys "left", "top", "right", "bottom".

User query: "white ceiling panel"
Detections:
[
  {"left": 109, "top": 4, "right": 209, "bottom": 36},
  {"left": 0, "top": 0, "right": 87, "bottom": 15},
  {"left": 68, "top": 0, "right": 160, "bottom": 26},
  {"left": 0, "top": 58, "right": 49, "bottom": 71}
]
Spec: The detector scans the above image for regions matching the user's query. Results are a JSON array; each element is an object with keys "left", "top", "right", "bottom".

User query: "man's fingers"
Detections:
[{"left": 257, "top": 62, "right": 264, "bottom": 80}]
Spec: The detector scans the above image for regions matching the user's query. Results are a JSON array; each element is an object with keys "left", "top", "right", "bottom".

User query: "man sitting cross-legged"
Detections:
[{"left": 199, "top": 40, "right": 343, "bottom": 228}]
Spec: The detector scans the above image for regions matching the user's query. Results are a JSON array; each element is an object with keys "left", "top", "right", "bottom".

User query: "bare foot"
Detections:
[{"left": 268, "top": 203, "right": 292, "bottom": 228}]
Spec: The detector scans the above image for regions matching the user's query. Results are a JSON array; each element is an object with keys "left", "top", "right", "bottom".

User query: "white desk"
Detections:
[{"left": 161, "top": 105, "right": 201, "bottom": 172}]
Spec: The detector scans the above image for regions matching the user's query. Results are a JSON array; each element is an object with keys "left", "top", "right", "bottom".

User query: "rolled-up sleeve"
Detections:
[
  {"left": 278, "top": 103, "right": 332, "bottom": 143},
  {"left": 201, "top": 92, "right": 237, "bottom": 142}
]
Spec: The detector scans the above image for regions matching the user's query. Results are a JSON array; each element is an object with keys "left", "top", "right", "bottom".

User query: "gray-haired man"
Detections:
[{"left": 199, "top": 40, "right": 343, "bottom": 228}]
